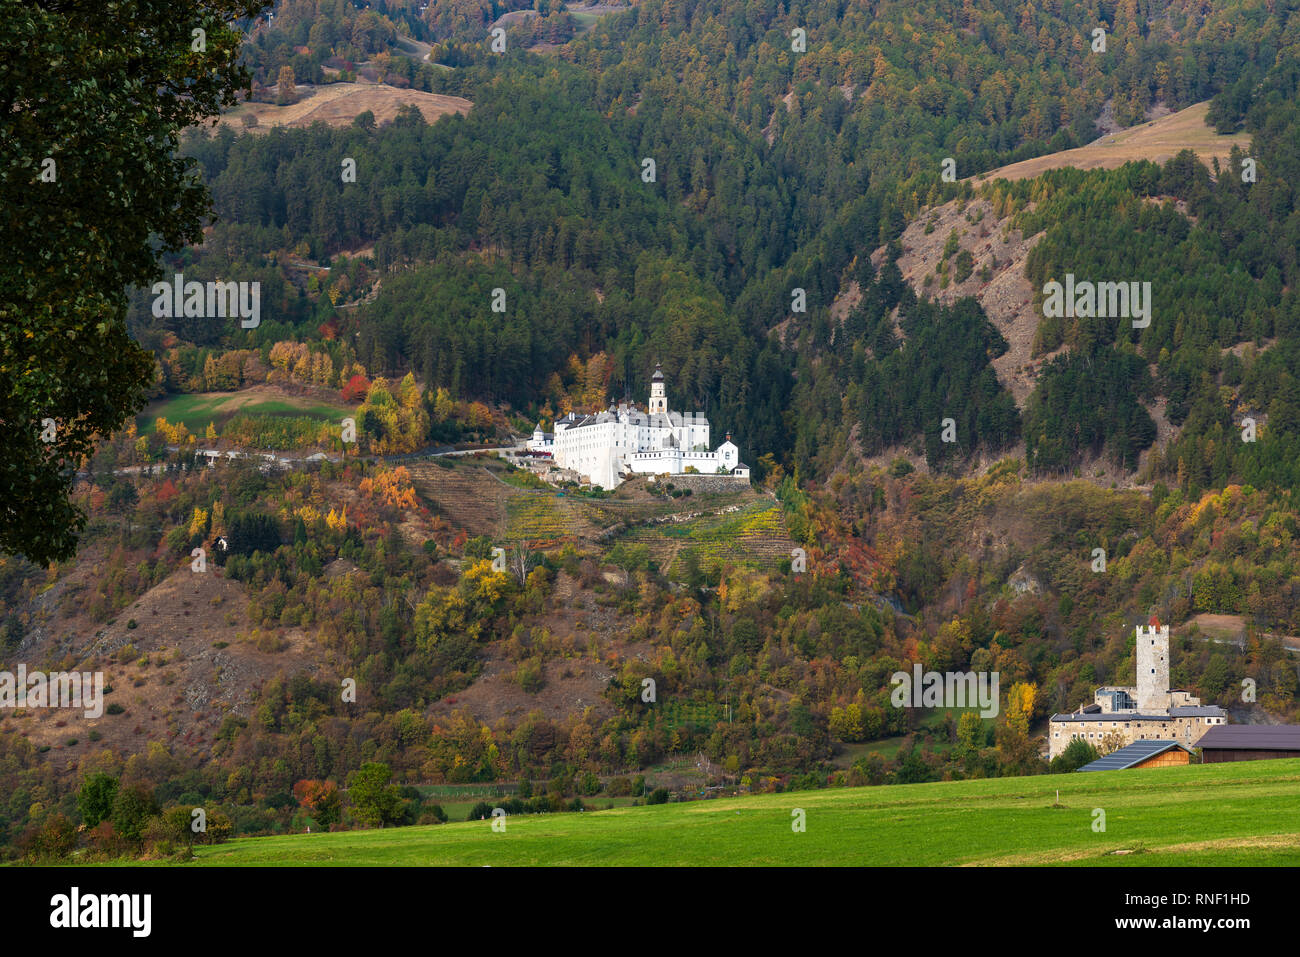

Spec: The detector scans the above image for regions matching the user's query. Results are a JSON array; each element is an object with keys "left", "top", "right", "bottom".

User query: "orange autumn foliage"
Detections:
[{"left": 358, "top": 466, "right": 419, "bottom": 510}]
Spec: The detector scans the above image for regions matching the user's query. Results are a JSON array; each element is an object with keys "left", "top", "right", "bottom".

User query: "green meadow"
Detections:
[
  {"left": 137, "top": 392, "right": 352, "bottom": 435},
  {"left": 181, "top": 759, "right": 1300, "bottom": 866}
]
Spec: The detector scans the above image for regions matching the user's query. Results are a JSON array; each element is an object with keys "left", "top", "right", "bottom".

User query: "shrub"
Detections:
[
  {"left": 20, "top": 813, "right": 77, "bottom": 862},
  {"left": 1049, "top": 737, "right": 1100, "bottom": 774},
  {"left": 417, "top": 804, "right": 448, "bottom": 825},
  {"left": 159, "top": 806, "right": 198, "bottom": 847},
  {"left": 577, "top": 770, "right": 602, "bottom": 796},
  {"left": 86, "top": 820, "right": 128, "bottom": 859},
  {"left": 111, "top": 784, "right": 159, "bottom": 846},
  {"left": 141, "top": 816, "right": 173, "bottom": 858},
  {"left": 199, "top": 810, "right": 233, "bottom": 845},
  {"left": 255, "top": 630, "right": 288, "bottom": 653},
  {"left": 514, "top": 657, "right": 544, "bottom": 694}
]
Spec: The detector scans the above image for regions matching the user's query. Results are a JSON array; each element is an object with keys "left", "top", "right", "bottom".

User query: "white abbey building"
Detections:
[{"left": 527, "top": 365, "right": 750, "bottom": 489}]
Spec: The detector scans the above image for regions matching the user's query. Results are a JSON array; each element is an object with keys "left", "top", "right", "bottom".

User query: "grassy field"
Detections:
[
  {"left": 137, "top": 390, "right": 352, "bottom": 436},
  {"left": 828, "top": 709, "right": 995, "bottom": 767},
  {"left": 215, "top": 82, "right": 470, "bottom": 132},
  {"left": 971, "top": 101, "right": 1251, "bottom": 184},
  {"left": 183, "top": 758, "right": 1300, "bottom": 866}
]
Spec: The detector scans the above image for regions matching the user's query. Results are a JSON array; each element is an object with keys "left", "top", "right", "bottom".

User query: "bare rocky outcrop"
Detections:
[{"left": 866, "top": 196, "right": 1047, "bottom": 409}]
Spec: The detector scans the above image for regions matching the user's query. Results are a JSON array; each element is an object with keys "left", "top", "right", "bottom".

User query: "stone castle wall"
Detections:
[
  {"left": 1049, "top": 715, "right": 1223, "bottom": 759},
  {"left": 656, "top": 473, "right": 751, "bottom": 494}
]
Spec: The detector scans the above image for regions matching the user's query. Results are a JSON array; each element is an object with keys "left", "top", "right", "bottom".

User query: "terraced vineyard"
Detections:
[
  {"left": 579, "top": 490, "right": 757, "bottom": 528},
  {"left": 406, "top": 458, "right": 795, "bottom": 575},
  {"left": 612, "top": 499, "right": 797, "bottom": 577},
  {"left": 648, "top": 700, "right": 727, "bottom": 731},
  {"left": 505, "top": 494, "right": 598, "bottom": 545},
  {"left": 405, "top": 459, "right": 515, "bottom": 537}
]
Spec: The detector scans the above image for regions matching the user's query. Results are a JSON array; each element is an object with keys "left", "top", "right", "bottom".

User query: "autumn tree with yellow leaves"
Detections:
[
  {"left": 355, "top": 374, "right": 429, "bottom": 454},
  {"left": 153, "top": 417, "right": 194, "bottom": 447},
  {"left": 995, "top": 681, "right": 1041, "bottom": 774},
  {"left": 413, "top": 560, "right": 510, "bottom": 652},
  {"left": 546, "top": 352, "right": 613, "bottom": 415}
]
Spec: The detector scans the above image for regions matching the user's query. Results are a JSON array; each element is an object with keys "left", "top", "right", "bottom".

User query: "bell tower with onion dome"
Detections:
[{"left": 648, "top": 363, "right": 667, "bottom": 415}]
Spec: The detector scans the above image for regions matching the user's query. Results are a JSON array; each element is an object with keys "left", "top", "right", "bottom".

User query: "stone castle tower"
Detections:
[
  {"left": 1135, "top": 616, "right": 1171, "bottom": 712},
  {"left": 648, "top": 363, "right": 667, "bottom": 415}
]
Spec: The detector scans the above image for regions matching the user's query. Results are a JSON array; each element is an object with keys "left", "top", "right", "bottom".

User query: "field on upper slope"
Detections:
[
  {"left": 971, "top": 101, "right": 1250, "bottom": 184},
  {"left": 136, "top": 387, "right": 352, "bottom": 435},
  {"left": 183, "top": 759, "right": 1300, "bottom": 866},
  {"left": 215, "top": 82, "right": 471, "bottom": 132}
]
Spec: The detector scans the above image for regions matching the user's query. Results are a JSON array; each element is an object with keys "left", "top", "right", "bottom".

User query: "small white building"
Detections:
[{"left": 526, "top": 425, "right": 554, "bottom": 453}]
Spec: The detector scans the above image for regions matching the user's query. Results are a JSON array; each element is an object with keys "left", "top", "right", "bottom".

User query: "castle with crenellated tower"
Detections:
[{"left": 1048, "top": 616, "right": 1228, "bottom": 759}]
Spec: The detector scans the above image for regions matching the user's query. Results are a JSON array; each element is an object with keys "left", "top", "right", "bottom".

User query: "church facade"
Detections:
[{"left": 529, "top": 365, "right": 750, "bottom": 489}]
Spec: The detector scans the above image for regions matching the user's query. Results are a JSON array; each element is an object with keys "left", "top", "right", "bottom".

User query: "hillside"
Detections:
[
  {"left": 866, "top": 196, "right": 1043, "bottom": 413},
  {"left": 843, "top": 100, "right": 1253, "bottom": 475},
  {"left": 4, "top": 450, "right": 800, "bottom": 753},
  {"left": 9, "top": 0, "right": 1300, "bottom": 872},
  {"left": 6, "top": 557, "right": 333, "bottom": 761},
  {"left": 186, "top": 759, "right": 1300, "bottom": 866}
]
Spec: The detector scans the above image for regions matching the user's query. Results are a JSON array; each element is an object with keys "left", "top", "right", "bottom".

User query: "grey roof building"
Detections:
[
  {"left": 1077, "top": 740, "right": 1192, "bottom": 772},
  {"left": 1194, "top": 725, "right": 1300, "bottom": 762}
]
